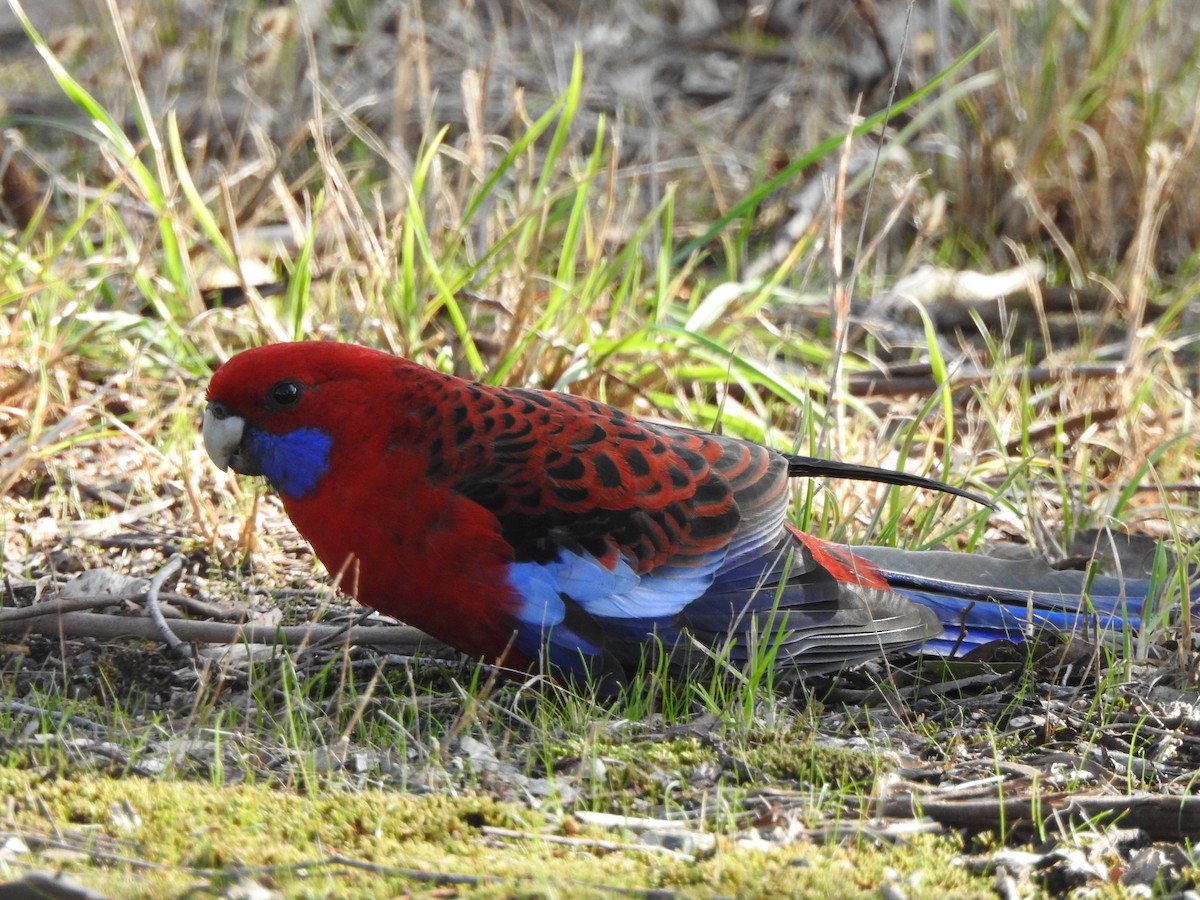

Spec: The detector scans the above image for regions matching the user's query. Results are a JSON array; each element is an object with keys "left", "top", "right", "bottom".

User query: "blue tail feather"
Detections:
[{"left": 846, "top": 544, "right": 1174, "bottom": 654}]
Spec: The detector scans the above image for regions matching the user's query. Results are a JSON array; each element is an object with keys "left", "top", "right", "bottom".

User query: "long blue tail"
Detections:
[{"left": 844, "top": 544, "right": 1181, "bottom": 655}]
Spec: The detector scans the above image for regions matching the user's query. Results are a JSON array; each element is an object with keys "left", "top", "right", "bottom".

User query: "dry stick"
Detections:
[
  {"left": 0, "top": 609, "right": 444, "bottom": 656},
  {"left": 874, "top": 791, "right": 1200, "bottom": 843},
  {"left": 322, "top": 856, "right": 489, "bottom": 885},
  {"left": 3, "top": 701, "right": 105, "bottom": 731},
  {"left": 143, "top": 554, "right": 188, "bottom": 656},
  {"left": 0, "top": 591, "right": 246, "bottom": 623},
  {"left": 3, "top": 829, "right": 166, "bottom": 872},
  {"left": 480, "top": 825, "right": 698, "bottom": 862},
  {"left": 0, "top": 593, "right": 146, "bottom": 621}
]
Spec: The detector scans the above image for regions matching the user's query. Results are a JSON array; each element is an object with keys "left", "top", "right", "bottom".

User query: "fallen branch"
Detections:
[
  {"left": 875, "top": 791, "right": 1200, "bottom": 843},
  {"left": 0, "top": 590, "right": 251, "bottom": 623},
  {"left": 0, "top": 608, "right": 451, "bottom": 657}
]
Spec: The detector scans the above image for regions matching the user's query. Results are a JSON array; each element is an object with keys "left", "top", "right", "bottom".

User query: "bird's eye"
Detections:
[{"left": 268, "top": 380, "right": 302, "bottom": 407}]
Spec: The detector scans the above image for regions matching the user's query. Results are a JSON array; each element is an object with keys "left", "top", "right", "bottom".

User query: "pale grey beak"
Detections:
[{"left": 202, "top": 402, "right": 245, "bottom": 470}]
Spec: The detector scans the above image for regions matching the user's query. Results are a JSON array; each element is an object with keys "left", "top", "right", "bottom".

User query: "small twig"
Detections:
[
  {"left": 161, "top": 591, "right": 250, "bottom": 622},
  {"left": 323, "top": 854, "right": 491, "bottom": 884},
  {"left": 0, "top": 594, "right": 136, "bottom": 621},
  {"left": 480, "top": 825, "right": 698, "bottom": 862},
  {"left": 5, "top": 829, "right": 166, "bottom": 872},
  {"left": 3, "top": 701, "right": 105, "bottom": 732},
  {"left": 0, "top": 609, "right": 447, "bottom": 656},
  {"left": 947, "top": 599, "right": 977, "bottom": 657},
  {"left": 143, "top": 554, "right": 187, "bottom": 656},
  {"left": 0, "top": 591, "right": 245, "bottom": 623},
  {"left": 573, "top": 811, "right": 703, "bottom": 832}
]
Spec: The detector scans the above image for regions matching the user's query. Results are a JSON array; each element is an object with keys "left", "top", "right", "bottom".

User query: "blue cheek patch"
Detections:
[{"left": 247, "top": 427, "right": 333, "bottom": 498}]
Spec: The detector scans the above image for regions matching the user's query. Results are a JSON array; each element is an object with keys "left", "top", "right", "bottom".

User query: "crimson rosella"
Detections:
[{"left": 202, "top": 342, "right": 1155, "bottom": 688}]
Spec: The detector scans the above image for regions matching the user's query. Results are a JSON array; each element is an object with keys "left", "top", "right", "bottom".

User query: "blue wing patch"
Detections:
[{"left": 504, "top": 544, "right": 729, "bottom": 675}]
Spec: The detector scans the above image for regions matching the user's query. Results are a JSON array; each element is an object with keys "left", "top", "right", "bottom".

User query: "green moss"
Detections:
[
  {"left": 0, "top": 766, "right": 1003, "bottom": 898},
  {"left": 743, "top": 736, "right": 882, "bottom": 789}
]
